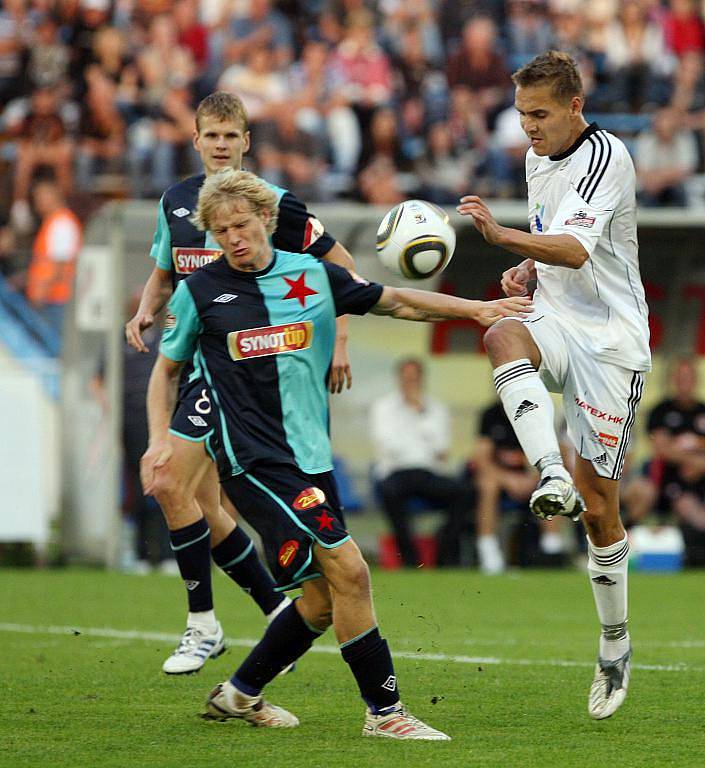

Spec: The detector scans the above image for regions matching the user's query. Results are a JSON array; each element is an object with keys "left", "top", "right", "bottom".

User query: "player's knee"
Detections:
[
  {"left": 151, "top": 472, "right": 190, "bottom": 514},
  {"left": 483, "top": 321, "right": 516, "bottom": 360},
  {"left": 337, "top": 557, "right": 372, "bottom": 600}
]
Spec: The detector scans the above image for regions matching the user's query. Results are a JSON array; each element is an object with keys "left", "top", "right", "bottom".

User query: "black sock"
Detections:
[
  {"left": 211, "top": 526, "right": 284, "bottom": 616},
  {"left": 169, "top": 518, "right": 213, "bottom": 613},
  {"left": 231, "top": 601, "right": 323, "bottom": 695},
  {"left": 340, "top": 627, "right": 400, "bottom": 713}
]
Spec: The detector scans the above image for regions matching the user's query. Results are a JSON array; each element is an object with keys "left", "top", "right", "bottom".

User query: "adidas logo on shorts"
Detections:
[
  {"left": 593, "top": 453, "right": 608, "bottom": 466},
  {"left": 514, "top": 399, "right": 538, "bottom": 420}
]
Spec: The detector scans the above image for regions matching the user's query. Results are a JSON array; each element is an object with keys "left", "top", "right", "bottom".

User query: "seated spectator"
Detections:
[
  {"left": 485, "top": 103, "right": 529, "bottom": 198},
  {"left": 371, "top": 358, "right": 473, "bottom": 567},
  {"left": 505, "top": 0, "right": 554, "bottom": 71},
  {"left": 218, "top": 46, "right": 286, "bottom": 128},
  {"left": 357, "top": 156, "right": 405, "bottom": 204},
  {"left": 25, "top": 176, "right": 82, "bottom": 335},
  {"left": 0, "top": 224, "right": 23, "bottom": 286},
  {"left": 635, "top": 107, "right": 698, "bottom": 207},
  {"left": 25, "top": 12, "right": 70, "bottom": 91},
  {"left": 662, "top": 0, "right": 705, "bottom": 59},
  {"left": 75, "top": 65, "right": 126, "bottom": 191},
  {"left": 357, "top": 106, "right": 411, "bottom": 174},
  {"left": 445, "top": 15, "right": 512, "bottom": 134},
  {"left": 255, "top": 110, "right": 330, "bottom": 201},
  {"left": 603, "top": 0, "right": 675, "bottom": 111},
  {"left": 414, "top": 121, "right": 475, "bottom": 205},
  {"left": 222, "top": 0, "right": 294, "bottom": 71},
  {"left": 173, "top": 0, "right": 209, "bottom": 73},
  {"left": 331, "top": 9, "right": 394, "bottom": 131},
  {"left": 286, "top": 39, "right": 362, "bottom": 184},
  {"left": 0, "top": 0, "right": 29, "bottom": 105},
  {"left": 379, "top": 0, "right": 444, "bottom": 66},
  {"left": 623, "top": 358, "right": 705, "bottom": 566},
  {"left": 467, "top": 400, "right": 566, "bottom": 573},
  {"left": 10, "top": 87, "right": 74, "bottom": 234}
]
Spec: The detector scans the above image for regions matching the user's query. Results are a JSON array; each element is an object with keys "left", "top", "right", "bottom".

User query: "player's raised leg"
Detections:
[
  {"left": 575, "top": 457, "right": 632, "bottom": 719},
  {"left": 484, "top": 319, "right": 584, "bottom": 520}
]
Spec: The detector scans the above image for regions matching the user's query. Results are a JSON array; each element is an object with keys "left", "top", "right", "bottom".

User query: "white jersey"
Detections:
[{"left": 526, "top": 123, "right": 651, "bottom": 372}]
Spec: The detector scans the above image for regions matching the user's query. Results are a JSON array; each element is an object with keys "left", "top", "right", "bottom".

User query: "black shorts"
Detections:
[
  {"left": 170, "top": 377, "right": 216, "bottom": 456},
  {"left": 222, "top": 463, "right": 349, "bottom": 591}
]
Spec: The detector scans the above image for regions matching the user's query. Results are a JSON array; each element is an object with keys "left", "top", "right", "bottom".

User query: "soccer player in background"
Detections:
[
  {"left": 144, "top": 168, "right": 532, "bottom": 737},
  {"left": 458, "top": 51, "right": 650, "bottom": 719},
  {"left": 126, "top": 92, "right": 356, "bottom": 674}
]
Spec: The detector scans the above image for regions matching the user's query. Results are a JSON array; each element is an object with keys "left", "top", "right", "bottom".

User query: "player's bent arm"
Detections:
[
  {"left": 370, "top": 286, "right": 533, "bottom": 327},
  {"left": 494, "top": 229, "right": 589, "bottom": 269},
  {"left": 146, "top": 354, "right": 183, "bottom": 443},
  {"left": 321, "top": 241, "right": 356, "bottom": 272},
  {"left": 322, "top": 242, "right": 355, "bottom": 392},
  {"left": 125, "top": 266, "right": 173, "bottom": 352}
]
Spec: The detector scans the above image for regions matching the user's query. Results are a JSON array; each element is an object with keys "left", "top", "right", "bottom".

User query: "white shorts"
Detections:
[{"left": 519, "top": 312, "right": 645, "bottom": 480}]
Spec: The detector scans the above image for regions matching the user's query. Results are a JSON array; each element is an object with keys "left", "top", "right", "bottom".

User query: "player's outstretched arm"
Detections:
[
  {"left": 125, "top": 266, "right": 173, "bottom": 353},
  {"left": 322, "top": 242, "right": 355, "bottom": 393},
  {"left": 457, "top": 195, "right": 588, "bottom": 269},
  {"left": 141, "top": 354, "right": 183, "bottom": 495},
  {"left": 370, "top": 286, "right": 533, "bottom": 327}
]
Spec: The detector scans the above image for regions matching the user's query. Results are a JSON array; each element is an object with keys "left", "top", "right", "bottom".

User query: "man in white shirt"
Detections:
[
  {"left": 371, "top": 358, "right": 471, "bottom": 567},
  {"left": 457, "top": 51, "right": 651, "bottom": 720}
]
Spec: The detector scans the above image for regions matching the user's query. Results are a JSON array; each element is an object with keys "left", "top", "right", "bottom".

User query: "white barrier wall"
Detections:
[{"left": 0, "top": 351, "right": 60, "bottom": 549}]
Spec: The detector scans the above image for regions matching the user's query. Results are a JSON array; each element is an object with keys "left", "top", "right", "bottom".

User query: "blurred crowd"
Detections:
[{"left": 1, "top": 0, "right": 705, "bottom": 247}]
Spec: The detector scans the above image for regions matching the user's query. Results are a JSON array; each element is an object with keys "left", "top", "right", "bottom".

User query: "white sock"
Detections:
[
  {"left": 188, "top": 610, "right": 218, "bottom": 633},
  {"left": 477, "top": 534, "right": 505, "bottom": 574},
  {"left": 587, "top": 534, "right": 630, "bottom": 660},
  {"left": 492, "top": 359, "right": 565, "bottom": 475}
]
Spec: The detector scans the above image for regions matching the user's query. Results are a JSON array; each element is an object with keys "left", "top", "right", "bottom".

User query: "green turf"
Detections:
[{"left": 1, "top": 567, "right": 704, "bottom": 768}]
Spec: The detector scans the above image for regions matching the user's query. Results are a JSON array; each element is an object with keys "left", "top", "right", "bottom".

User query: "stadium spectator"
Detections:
[
  {"left": 357, "top": 155, "right": 405, "bottom": 205},
  {"left": 330, "top": 9, "right": 394, "bottom": 129},
  {"left": 445, "top": 16, "right": 512, "bottom": 133},
  {"left": 370, "top": 358, "right": 473, "bottom": 567},
  {"left": 662, "top": 0, "right": 705, "bottom": 58},
  {"left": 222, "top": 0, "right": 295, "bottom": 71},
  {"left": 379, "top": 0, "right": 444, "bottom": 65},
  {"left": 357, "top": 106, "right": 411, "bottom": 175},
  {"left": 285, "top": 38, "right": 362, "bottom": 185},
  {"left": 623, "top": 358, "right": 705, "bottom": 566},
  {"left": 602, "top": 0, "right": 675, "bottom": 111},
  {"left": 75, "top": 64, "right": 126, "bottom": 191},
  {"left": 0, "top": 224, "right": 23, "bottom": 285},
  {"left": 0, "top": 0, "right": 31, "bottom": 105},
  {"left": 10, "top": 86, "right": 74, "bottom": 234},
  {"left": 25, "top": 12, "right": 71, "bottom": 91},
  {"left": 173, "top": 0, "right": 209, "bottom": 72},
  {"left": 218, "top": 46, "right": 286, "bottom": 133},
  {"left": 25, "top": 176, "right": 82, "bottom": 334},
  {"left": 505, "top": 0, "right": 554, "bottom": 71},
  {"left": 467, "top": 399, "right": 566, "bottom": 573},
  {"left": 414, "top": 121, "right": 475, "bottom": 204},
  {"left": 635, "top": 107, "right": 698, "bottom": 206}
]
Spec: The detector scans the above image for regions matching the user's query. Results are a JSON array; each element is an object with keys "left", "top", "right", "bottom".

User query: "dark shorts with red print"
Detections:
[{"left": 221, "top": 462, "right": 349, "bottom": 591}]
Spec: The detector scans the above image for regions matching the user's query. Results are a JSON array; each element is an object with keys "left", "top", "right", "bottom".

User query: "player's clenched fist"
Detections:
[
  {"left": 140, "top": 440, "right": 173, "bottom": 496},
  {"left": 501, "top": 259, "right": 536, "bottom": 297}
]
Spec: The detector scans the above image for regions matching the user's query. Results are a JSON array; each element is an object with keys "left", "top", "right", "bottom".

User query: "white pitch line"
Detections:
[{"left": 0, "top": 622, "right": 701, "bottom": 673}]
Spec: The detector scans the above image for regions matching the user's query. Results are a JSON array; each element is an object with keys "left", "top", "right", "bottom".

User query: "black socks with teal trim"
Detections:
[{"left": 169, "top": 518, "right": 213, "bottom": 613}]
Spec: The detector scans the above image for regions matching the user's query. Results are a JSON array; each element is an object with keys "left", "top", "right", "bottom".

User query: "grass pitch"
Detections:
[{"left": 1, "top": 567, "right": 704, "bottom": 768}]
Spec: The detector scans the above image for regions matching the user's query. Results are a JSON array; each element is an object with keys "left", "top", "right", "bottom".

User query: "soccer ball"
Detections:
[{"left": 375, "top": 200, "right": 456, "bottom": 280}]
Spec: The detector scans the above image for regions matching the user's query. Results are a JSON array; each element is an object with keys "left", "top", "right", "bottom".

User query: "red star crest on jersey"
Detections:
[
  {"left": 314, "top": 511, "right": 334, "bottom": 532},
  {"left": 282, "top": 272, "right": 318, "bottom": 307}
]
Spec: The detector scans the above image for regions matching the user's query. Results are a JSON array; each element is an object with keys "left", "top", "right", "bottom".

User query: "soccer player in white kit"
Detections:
[{"left": 457, "top": 51, "right": 651, "bottom": 720}]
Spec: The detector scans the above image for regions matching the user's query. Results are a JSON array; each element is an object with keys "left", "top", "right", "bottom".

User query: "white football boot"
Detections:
[
  {"left": 588, "top": 645, "right": 632, "bottom": 720},
  {"left": 530, "top": 475, "right": 585, "bottom": 522},
  {"left": 162, "top": 622, "right": 225, "bottom": 675},
  {"left": 362, "top": 704, "right": 451, "bottom": 740},
  {"left": 203, "top": 680, "right": 299, "bottom": 727}
]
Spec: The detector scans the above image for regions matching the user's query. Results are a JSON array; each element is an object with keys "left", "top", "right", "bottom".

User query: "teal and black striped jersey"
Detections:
[
  {"left": 160, "top": 251, "right": 383, "bottom": 477},
  {"left": 149, "top": 173, "right": 337, "bottom": 289}
]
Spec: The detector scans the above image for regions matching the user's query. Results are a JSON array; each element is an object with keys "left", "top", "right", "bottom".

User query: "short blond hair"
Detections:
[
  {"left": 195, "top": 91, "right": 249, "bottom": 133},
  {"left": 192, "top": 168, "right": 279, "bottom": 235},
  {"left": 512, "top": 50, "right": 583, "bottom": 103}
]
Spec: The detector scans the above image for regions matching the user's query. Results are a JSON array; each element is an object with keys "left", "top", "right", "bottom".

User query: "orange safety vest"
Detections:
[{"left": 27, "top": 207, "right": 82, "bottom": 305}]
